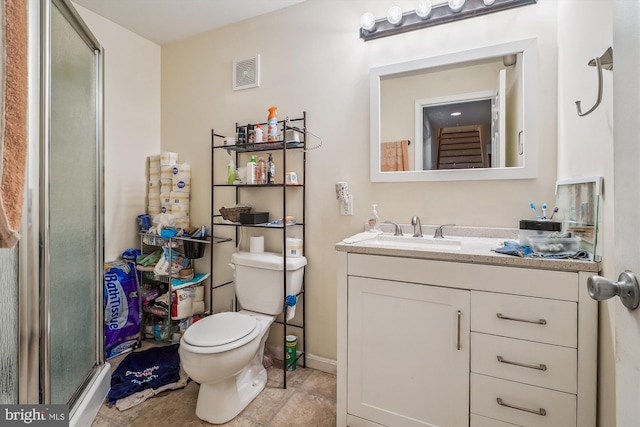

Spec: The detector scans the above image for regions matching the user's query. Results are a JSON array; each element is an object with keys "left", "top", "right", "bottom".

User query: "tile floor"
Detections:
[{"left": 91, "top": 340, "right": 337, "bottom": 427}]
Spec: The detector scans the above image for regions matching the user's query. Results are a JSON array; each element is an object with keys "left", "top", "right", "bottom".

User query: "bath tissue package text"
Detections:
[{"left": 104, "top": 260, "right": 141, "bottom": 359}]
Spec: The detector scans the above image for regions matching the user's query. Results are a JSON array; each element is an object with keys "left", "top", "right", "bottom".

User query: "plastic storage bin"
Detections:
[{"left": 527, "top": 236, "right": 581, "bottom": 253}]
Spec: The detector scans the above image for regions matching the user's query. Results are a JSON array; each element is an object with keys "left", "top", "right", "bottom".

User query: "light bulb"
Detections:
[
  {"left": 416, "top": 0, "right": 432, "bottom": 19},
  {"left": 387, "top": 5, "right": 403, "bottom": 26},
  {"left": 483, "top": 0, "right": 496, "bottom": 4},
  {"left": 360, "top": 12, "right": 376, "bottom": 32},
  {"left": 448, "top": 0, "right": 466, "bottom": 12}
]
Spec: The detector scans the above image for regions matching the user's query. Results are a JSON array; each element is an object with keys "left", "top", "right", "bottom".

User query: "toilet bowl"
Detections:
[
  {"left": 179, "top": 251, "right": 307, "bottom": 424},
  {"left": 179, "top": 310, "right": 274, "bottom": 424}
]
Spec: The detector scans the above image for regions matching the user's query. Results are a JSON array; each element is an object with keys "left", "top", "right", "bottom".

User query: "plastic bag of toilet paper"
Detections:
[
  {"left": 153, "top": 246, "right": 190, "bottom": 276},
  {"left": 104, "top": 260, "right": 141, "bottom": 359}
]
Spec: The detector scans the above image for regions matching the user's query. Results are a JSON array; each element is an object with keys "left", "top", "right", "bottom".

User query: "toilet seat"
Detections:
[{"left": 182, "top": 312, "right": 260, "bottom": 354}]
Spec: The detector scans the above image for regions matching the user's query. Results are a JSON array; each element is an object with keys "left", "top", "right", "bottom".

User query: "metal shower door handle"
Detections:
[{"left": 587, "top": 271, "right": 640, "bottom": 310}]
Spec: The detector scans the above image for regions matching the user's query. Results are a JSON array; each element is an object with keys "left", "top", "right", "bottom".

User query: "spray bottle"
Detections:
[{"left": 267, "top": 106, "right": 278, "bottom": 141}]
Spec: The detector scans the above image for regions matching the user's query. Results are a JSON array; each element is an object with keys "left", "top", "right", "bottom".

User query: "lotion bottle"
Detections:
[
  {"left": 257, "top": 156, "right": 267, "bottom": 184},
  {"left": 247, "top": 155, "right": 257, "bottom": 184},
  {"left": 368, "top": 204, "right": 381, "bottom": 233}
]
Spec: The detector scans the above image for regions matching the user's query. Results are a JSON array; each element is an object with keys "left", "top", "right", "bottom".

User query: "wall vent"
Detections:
[{"left": 233, "top": 55, "right": 260, "bottom": 90}]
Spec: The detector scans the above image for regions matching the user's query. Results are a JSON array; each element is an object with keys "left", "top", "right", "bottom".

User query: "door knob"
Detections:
[{"left": 587, "top": 271, "right": 640, "bottom": 310}]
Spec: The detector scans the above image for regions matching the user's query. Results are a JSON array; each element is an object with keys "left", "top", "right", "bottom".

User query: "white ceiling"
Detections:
[{"left": 72, "top": 0, "right": 306, "bottom": 45}]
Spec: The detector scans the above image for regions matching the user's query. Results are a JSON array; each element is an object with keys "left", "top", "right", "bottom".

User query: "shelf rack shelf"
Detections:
[
  {"left": 138, "top": 233, "right": 211, "bottom": 341},
  {"left": 210, "top": 112, "right": 307, "bottom": 389}
]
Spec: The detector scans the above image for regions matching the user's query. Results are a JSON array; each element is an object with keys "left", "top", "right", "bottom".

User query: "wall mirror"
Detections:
[{"left": 370, "top": 38, "right": 538, "bottom": 182}]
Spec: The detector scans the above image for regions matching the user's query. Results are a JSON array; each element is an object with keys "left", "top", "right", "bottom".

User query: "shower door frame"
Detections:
[{"left": 21, "top": 0, "right": 105, "bottom": 412}]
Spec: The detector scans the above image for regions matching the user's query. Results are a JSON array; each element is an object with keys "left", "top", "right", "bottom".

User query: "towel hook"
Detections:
[{"left": 575, "top": 47, "right": 613, "bottom": 117}]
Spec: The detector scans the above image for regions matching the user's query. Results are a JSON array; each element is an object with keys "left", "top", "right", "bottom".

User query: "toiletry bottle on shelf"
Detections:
[
  {"left": 267, "top": 153, "right": 275, "bottom": 184},
  {"left": 228, "top": 158, "right": 236, "bottom": 185},
  {"left": 154, "top": 321, "right": 164, "bottom": 342},
  {"left": 247, "top": 155, "right": 257, "bottom": 184},
  {"left": 267, "top": 106, "right": 278, "bottom": 141},
  {"left": 257, "top": 156, "right": 267, "bottom": 184},
  {"left": 368, "top": 204, "right": 381, "bottom": 233},
  {"left": 254, "top": 124, "right": 263, "bottom": 143}
]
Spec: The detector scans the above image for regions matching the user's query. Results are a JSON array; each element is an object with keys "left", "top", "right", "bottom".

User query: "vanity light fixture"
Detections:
[
  {"left": 387, "top": 5, "right": 404, "bottom": 26},
  {"left": 448, "top": 0, "right": 466, "bottom": 12},
  {"left": 360, "top": 12, "right": 377, "bottom": 32},
  {"left": 416, "top": 0, "right": 433, "bottom": 19},
  {"left": 360, "top": 0, "right": 537, "bottom": 41}
]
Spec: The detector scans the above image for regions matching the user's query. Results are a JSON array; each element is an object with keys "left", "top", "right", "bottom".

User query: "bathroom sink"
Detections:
[{"left": 368, "top": 234, "right": 462, "bottom": 250}]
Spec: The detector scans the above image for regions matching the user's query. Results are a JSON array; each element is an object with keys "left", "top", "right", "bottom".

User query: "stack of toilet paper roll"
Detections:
[
  {"left": 146, "top": 152, "right": 192, "bottom": 230},
  {"left": 170, "top": 163, "right": 191, "bottom": 229},
  {"left": 171, "top": 285, "right": 205, "bottom": 320}
]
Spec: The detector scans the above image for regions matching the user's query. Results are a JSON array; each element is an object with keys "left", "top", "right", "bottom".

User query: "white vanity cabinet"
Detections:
[
  {"left": 348, "top": 276, "right": 470, "bottom": 427},
  {"left": 336, "top": 250, "right": 598, "bottom": 427}
]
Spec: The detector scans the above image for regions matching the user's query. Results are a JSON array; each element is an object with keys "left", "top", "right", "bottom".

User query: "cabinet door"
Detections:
[{"left": 348, "top": 276, "right": 470, "bottom": 427}]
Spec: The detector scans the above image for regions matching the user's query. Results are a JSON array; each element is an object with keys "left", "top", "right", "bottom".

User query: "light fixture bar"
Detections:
[{"left": 360, "top": 0, "right": 537, "bottom": 42}]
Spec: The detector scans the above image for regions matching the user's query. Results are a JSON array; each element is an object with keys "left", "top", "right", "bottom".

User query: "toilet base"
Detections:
[{"left": 195, "top": 364, "right": 268, "bottom": 424}]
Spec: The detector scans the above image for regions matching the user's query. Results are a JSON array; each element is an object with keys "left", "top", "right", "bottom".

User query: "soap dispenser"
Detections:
[{"left": 368, "top": 204, "right": 381, "bottom": 233}]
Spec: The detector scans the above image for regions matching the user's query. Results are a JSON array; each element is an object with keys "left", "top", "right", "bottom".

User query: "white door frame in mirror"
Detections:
[{"left": 370, "top": 38, "right": 538, "bottom": 182}]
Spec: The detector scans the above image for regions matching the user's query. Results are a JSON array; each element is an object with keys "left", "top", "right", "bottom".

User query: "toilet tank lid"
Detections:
[{"left": 231, "top": 251, "right": 307, "bottom": 271}]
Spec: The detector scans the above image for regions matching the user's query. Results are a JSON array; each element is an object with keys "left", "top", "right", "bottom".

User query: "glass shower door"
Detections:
[{"left": 45, "top": 0, "right": 102, "bottom": 406}]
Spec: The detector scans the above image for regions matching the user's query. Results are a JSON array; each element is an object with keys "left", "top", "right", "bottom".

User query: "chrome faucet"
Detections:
[
  {"left": 411, "top": 216, "right": 423, "bottom": 237},
  {"left": 383, "top": 220, "right": 403, "bottom": 236},
  {"left": 434, "top": 223, "right": 456, "bottom": 239}
]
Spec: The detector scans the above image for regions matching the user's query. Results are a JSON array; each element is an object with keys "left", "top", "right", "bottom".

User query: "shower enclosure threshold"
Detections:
[{"left": 69, "top": 363, "right": 111, "bottom": 427}]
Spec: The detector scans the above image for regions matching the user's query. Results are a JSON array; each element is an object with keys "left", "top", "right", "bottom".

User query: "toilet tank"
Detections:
[{"left": 231, "top": 251, "right": 307, "bottom": 315}]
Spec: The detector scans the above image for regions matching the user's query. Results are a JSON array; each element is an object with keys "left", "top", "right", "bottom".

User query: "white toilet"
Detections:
[{"left": 179, "top": 251, "right": 307, "bottom": 424}]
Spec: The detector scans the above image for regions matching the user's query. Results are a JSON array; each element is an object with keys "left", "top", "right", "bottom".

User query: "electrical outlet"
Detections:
[{"left": 340, "top": 195, "right": 353, "bottom": 216}]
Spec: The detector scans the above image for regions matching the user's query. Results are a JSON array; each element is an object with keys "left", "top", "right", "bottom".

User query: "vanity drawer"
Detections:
[
  {"left": 471, "top": 291, "right": 577, "bottom": 347},
  {"left": 471, "top": 332, "right": 577, "bottom": 394},
  {"left": 470, "top": 414, "right": 522, "bottom": 427},
  {"left": 471, "top": 373, "right": 576, "bottom": 427}
]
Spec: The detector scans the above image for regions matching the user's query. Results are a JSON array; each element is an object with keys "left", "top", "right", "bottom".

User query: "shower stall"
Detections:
[{"left": 16, "top": 0, "right": 109, "bottom": 424}]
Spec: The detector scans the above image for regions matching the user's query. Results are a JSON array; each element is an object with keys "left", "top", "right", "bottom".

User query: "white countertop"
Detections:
[{"left": 335, "top": 225, "right": 600, "bottom": 273}]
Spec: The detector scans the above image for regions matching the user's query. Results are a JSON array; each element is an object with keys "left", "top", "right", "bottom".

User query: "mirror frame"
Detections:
[{"left": 370, "top": 38, "right": 538, "bottom": 182}]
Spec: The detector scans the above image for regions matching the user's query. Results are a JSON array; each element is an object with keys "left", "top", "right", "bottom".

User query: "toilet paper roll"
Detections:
[
  {"left": 194, "top": 285, "right": 204, "bottom": 301},
  {"left": 172, "top": 180, "right": 191, "bottom": 193},
  {"left": 285, "top": 238, "right": 303, "bottom": 257},
  {"left": 192, "top": 301, "right": 205, "bottom": 315},
  {"left": 250, "top": 236, "right": 264, "bottom": 253},
  {"left": 161, "top": 166, "right": 174, "bottom": 180},
  {"left": 161, "top": 152, "right": 178, "bottom": 165}
]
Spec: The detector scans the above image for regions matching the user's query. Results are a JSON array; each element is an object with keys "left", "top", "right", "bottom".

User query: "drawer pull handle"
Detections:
[
  {"left": 456, "top": 310, "right": 461, "bottom": 350},
  {"left": 497, "top": 355, "right": 547, "bottom": 371},
  {"left": 496, "top": 313, "right": 547, "bottom": 325},
  {"left": 496, "top": 397, "right": 547, "bottom": 416}
]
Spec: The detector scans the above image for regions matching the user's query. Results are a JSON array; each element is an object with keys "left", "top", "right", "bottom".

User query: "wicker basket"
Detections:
[{"left": 219, "top": 205, "right": 251, "bottom": 222}]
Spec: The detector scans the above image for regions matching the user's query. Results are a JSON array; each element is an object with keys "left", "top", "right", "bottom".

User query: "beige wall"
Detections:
[
  {"left": 557, "top": 1, "right": 615, "bottom": 426},
  {"left": 160, "top": 0, "right": 559, "bottom": 365},
  {"left": 75, "top": 4, "right": 161, "bottom": 261}
]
